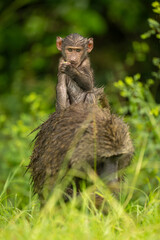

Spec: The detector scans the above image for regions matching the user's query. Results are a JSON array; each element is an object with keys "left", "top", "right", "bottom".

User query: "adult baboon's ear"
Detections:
[
  {"left": 56, "top": 36, "right": 63, "bottom": 51},
  {"left": 87, "top": 38, "right": 94, "bottom": 53}
]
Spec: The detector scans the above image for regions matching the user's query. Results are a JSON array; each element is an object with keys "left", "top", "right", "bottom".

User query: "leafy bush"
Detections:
[{"left": 114, "top": 1, "right": 160, "bottom": 199}]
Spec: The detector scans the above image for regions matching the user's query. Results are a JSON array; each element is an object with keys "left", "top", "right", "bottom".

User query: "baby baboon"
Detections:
[
  {"left": 28, "top": 103, "right": 134, "bottom": 204},
  {"left": 56, "top": 33, "right": 103, "bottom": 111}
]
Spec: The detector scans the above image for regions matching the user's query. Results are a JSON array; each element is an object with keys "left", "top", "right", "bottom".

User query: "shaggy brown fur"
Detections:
[{"left": 28, "top": 103, "right": 134, "bottom": 202}]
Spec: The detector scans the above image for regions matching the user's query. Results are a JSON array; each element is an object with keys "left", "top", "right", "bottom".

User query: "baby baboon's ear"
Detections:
[
  {"left": 56, "top": 36, "right": 63, "bottom": 51},
  {"left": 87, "top": 38, "right": 94, "bottom": 53}
]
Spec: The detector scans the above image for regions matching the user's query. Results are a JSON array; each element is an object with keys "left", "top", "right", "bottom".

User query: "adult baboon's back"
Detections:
[{"left": 28, "top": 103, "right": 134, "bottom": 201}]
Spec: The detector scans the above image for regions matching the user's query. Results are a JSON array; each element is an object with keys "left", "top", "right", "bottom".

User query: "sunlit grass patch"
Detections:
[{"left": 0, "top": 156, "right": 160, "bottom": 240}]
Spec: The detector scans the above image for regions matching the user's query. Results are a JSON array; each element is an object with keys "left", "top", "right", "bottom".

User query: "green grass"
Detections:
[
  {"left": 0, "top": 153, "right": 160, "bottom": 240},
  {"left": 0, "top": 185, "right": 160, "bottom": 240}
]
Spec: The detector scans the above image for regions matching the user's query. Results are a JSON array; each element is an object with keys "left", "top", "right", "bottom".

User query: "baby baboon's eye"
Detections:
[
  {"left": 68, "top": 48, "right": 72, "bottom": 52},
  {"left": 76, "top": 49, "right": 81, "bottom": 52}
]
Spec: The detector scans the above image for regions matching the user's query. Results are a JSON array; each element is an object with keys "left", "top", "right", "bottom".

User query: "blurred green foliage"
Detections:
[
  {"left": 115, "top": 2, "right": 160, "bottom": 201},
  {"left": 0, "top": 0, "right": 160, "bottom": 208},
  {"left": 115, "top": 74, "right": 160, "bottom": 198}
]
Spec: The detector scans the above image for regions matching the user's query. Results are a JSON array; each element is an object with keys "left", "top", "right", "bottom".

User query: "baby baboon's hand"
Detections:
[{"left": 60, "top": 61, "right": 71, "bottom": 73}]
